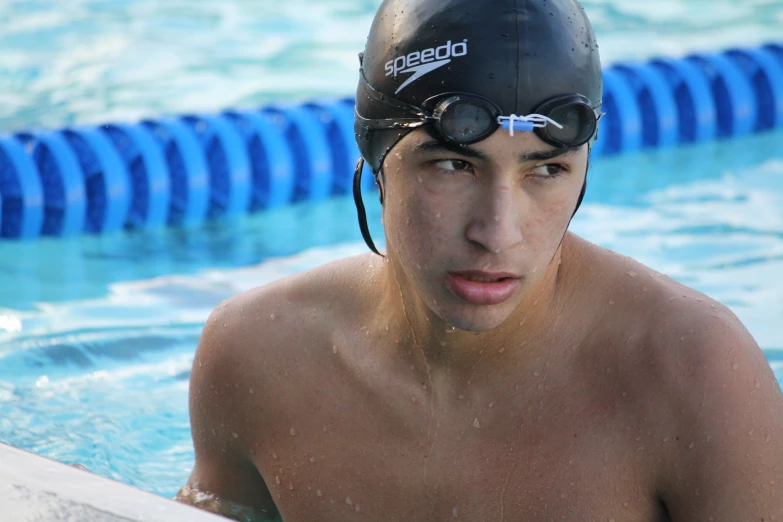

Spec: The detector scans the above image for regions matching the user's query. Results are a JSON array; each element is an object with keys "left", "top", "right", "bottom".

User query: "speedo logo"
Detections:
[{"left": 384, "top": 39, "right": 468, "bottom": 95}]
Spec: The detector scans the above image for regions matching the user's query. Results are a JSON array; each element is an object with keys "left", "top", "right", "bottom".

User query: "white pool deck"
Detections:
[{"left": 0, "top": 443, "right": 225, "bottom": 521}]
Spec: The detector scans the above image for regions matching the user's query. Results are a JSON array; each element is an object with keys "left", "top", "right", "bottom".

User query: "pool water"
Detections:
[{"left": 1, "top": 0, "right": 783, "bottom": 500}]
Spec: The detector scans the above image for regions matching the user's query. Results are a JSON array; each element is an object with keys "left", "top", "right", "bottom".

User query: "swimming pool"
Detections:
[{"left": 1, "top": 0, "right": 783, "bottom": 501}]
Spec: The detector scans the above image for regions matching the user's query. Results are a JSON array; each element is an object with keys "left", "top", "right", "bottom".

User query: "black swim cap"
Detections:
[{"left": 354, "top": 0, "right": 603, "bottom": 174}]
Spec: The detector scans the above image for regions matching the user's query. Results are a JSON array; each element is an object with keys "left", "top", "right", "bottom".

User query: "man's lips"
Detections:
[{"left": 445, "top": 271, "right": 521, "bottom": 305}]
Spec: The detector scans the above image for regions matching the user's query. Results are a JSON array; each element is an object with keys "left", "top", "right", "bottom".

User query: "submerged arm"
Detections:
[{"left": 175, "top": 301, "right": 281, "bottom": 522}]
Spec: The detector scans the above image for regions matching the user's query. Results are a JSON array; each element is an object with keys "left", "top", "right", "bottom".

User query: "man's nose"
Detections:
[{"left": 464, "top": 183, "right": 525, "bottom": 254}]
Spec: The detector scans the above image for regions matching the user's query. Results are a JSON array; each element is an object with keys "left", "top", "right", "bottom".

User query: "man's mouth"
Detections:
[
  {"left": 446, "top": 271, "right": 520, "bottom": 305},
  {"left": 460, "top": 274, "right": 509, "bottom": 283}
]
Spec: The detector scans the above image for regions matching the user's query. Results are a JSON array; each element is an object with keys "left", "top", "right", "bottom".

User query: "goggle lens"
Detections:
[
  {"left": 437, "top": 100, "right": 496, "bottom": 144},
  {"left": 544, "top": 103, "right": 595, "bottom": 146}
]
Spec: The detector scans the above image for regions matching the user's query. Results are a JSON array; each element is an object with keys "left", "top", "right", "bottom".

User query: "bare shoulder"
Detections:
[
  {"left": 179, "top": 253, "right": 382, "bottom": 519},
  {"left": 195, "top": 251, "right": 382, "bottom": 391},
  {"left": 569, "top": 236, "right": 783, "bottom": 518}
]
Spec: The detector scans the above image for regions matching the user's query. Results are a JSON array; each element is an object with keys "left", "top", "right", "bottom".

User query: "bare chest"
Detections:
[{"left": 255, "top": 392, "right": 665, "bottom": 522}]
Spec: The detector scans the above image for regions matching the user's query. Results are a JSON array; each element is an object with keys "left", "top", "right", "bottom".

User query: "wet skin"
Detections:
[{"left": 176, "top": 129, "right": 783, "bottom": 521}]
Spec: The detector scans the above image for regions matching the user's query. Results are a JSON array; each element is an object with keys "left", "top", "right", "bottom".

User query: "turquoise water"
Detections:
[{"left": 0, "top": 0, "right": 783, "bottom": 500}]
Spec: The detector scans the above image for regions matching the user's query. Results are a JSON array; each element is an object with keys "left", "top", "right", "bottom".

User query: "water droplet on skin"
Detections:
[
  {"left": 436, "top": 212, "right": 441, "bottom": 219},
  {"left": 688, "top": 442, "right": 695, "bottom": 449},
  {"left": 533, "top": 370, "right": 541, "bottom": 377},
  {"left": 732, "top": 363, "right": 739, "bottom": 371},
  {"left": 270, "top": 313, "right": 276, "bottom": 320},
  {"left": 290, "top": 427, "right": 297, "bottom": 436},
  {"left": 275, "top": 476, "right": 281, "bottom": 485},
  {"left": 418, "top": 175, "right": 423, "bottom": 183},
  {"left": 453, "top": 506, "right": 459, "bottom": 517},
  {"left": 499, "top": 348, "right": 505, "bottom": 354},
  {"left": 755, "top": 380, "right": 761, "bottom": 389},
  {"left": 345, "top": 497, "right": 352, "bottom": 506},
  {"left": 272, "top": 452, "right": 278, "bottom": 459},
  {"left": 473, "top": 418, "right": 481, "bottom": 428},
  {"left": 317, "top": 489, "right": 323, "bottom": 497},
  {"left": 332, "top": 345, "right": 337, "bottom": 354},
  {"left": 288, "top": 483, "right": 294, "bottom": 490},
  {"left": 608, "top": 299, "right": 615, "bottom": 305},
  {"left": 489, "top": 402, "right": 494, "bottom": 408},
  {"left": 458, "top": 395, "right": 464, "bottom": 400},
  {"left": 494, "top": 215, "right": 500, "bottom": 222},
  {"left": 623, "top": 502, "right": 629, "bottom": 508},
  {"left": 309, "top": 456, "right": 315, "bottom": 463},
  {"left": 232, "top": 432, "right": 239, "bottom": 439},
  {"left": 355, "top": 505, "right": 361, "bottom": 511},
  {"left": 627, "top": 271, "right": 637, "bottom": 278}
]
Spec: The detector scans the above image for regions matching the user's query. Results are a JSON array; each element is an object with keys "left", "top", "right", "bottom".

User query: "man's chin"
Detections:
[{"left": 437, "top": 305, "right": 515, "bottom": 334}]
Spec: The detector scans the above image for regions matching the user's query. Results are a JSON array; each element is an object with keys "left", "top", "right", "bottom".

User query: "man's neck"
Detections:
[{"left": 375, "top": 241, "right": 570, "bottom": 385}]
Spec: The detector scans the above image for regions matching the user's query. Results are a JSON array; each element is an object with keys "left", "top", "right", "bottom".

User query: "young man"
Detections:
[{"left": 175, "top": 0, "right": 783, "bottom": 520}]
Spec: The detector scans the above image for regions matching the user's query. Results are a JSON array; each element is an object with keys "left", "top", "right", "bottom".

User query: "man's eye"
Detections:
[
  {"left": 434, "top": 159, "right": 473, "bottom": 173},
  {"left": 531, "top": 164, "right": 567, "bottom": 177}
]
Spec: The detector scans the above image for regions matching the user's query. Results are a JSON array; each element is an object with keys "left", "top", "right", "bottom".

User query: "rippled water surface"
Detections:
[
  {"left": 1, "top": 0, "right": 782, "bottom": 131},
  {"left": 0, "top": 0, "right": 782, "bottom": 500}
]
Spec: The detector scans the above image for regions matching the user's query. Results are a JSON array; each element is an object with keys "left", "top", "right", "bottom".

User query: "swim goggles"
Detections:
[{"left": 356, "top": 71, "right": 603, "bottom": 148}]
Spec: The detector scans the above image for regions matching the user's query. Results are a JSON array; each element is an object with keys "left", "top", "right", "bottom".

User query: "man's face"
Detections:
[{"left": 380, "top": 127, "right": 588, "bottom": 333}]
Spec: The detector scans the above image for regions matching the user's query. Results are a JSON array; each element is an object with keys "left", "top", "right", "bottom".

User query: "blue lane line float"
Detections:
[
  {"left": 612, "top": 62, "right": 679, "bottom": 149},
  {"left": 263, "top": 105, "right": 333, "bottom": 203},
  {"left": 303, "top": 100, "right": 357, "bottom": 195},
  {"left": 102, "top": 124, "right": 171, "bottom": 230},
  {"left": 0, "top": 41, "right": 781, "bottom": 240},
  {"left": 223, "top": 110, "right": 296, "bottom": 211},
  {"left": 597, "top": 67, "right": 643, "bottom": 156},
  {"left": 142, "top": 119, "right": 210, "bottom": 226},
  {"left": 15, "top": 131, "right": 86, "bottom": 236},
  {"left": 182, "top": 114, "right": 252, "bottom": 219},
  {"left": 63, "top": 127, "right": 132, "bottom": 233},
  {"left": 0, "top": 136, "right": 44, "bottom": 238},
  {"left": 687, "top": 52, "right": 757, "bottom": 139},
  {"left": 725, "top": 47, "right": 783, "bottom": 131},
  {"left": 649, "top": 57, "right": 717, "bottom": 144}
]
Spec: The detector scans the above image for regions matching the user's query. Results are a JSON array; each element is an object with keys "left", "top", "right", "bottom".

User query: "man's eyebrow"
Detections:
[
  {"left": 410, "top": 140, "right": 580, "bottom": 163},
  {"left": 410, "top": 140, "right": 488, "bottom": 161},
  {"left": 519, "top": 146, "right": 580, "bottom": 163}
]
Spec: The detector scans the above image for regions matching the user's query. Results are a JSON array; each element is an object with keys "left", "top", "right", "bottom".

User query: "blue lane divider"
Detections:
[
  {"left": 0, "top": 41, "right": 781, "bottom": 239},
  {"left": 103, "top": 123, "right": 171, "bottom": 230},
  {"left": 263, "top": 105, "right": 333, "bottom": 203},
  {"left": 224, "top": 110, "right": 296, "bottom": 210},
  {"left": 64, "top": 127, "right": 132, "bottom": 233},
  {"left": 16, "top": 131, "right": 86, "bottom": 236},
  {"left": 599, "top": 67, "right": 643, "bottom": 155},
  {"left": 612, "top": 62, "right": 679, "bottom": 149},
  {"left": 687, "top": 53, "right": 757, "bottom": 138},
  {"left": 143, "top": 119, "right": 210, "bottom": 226},
  {"left": 649, "top": 57, "right": 717, "bottom": 144},
  {"left": 182, "top": 114, "right": 252, "bottom": 219},
  {"left": 0, "top": 136, "right": 44, "bottom": 238},
  {"left": 725, "top": 48, "right": 783, "bottom": 131}
]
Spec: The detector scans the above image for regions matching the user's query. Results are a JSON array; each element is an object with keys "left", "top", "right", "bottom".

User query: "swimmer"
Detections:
[{"left": 176, "top": 0, "right": 783, "bottom": 520}]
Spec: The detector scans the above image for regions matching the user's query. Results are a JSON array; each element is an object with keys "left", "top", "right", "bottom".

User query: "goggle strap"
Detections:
[
  {"left": 353, "top": 157, "right": 384, "bottom": 257},
  {"left": 359, "top": 70, "right": 428, "bottom": 120}
]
